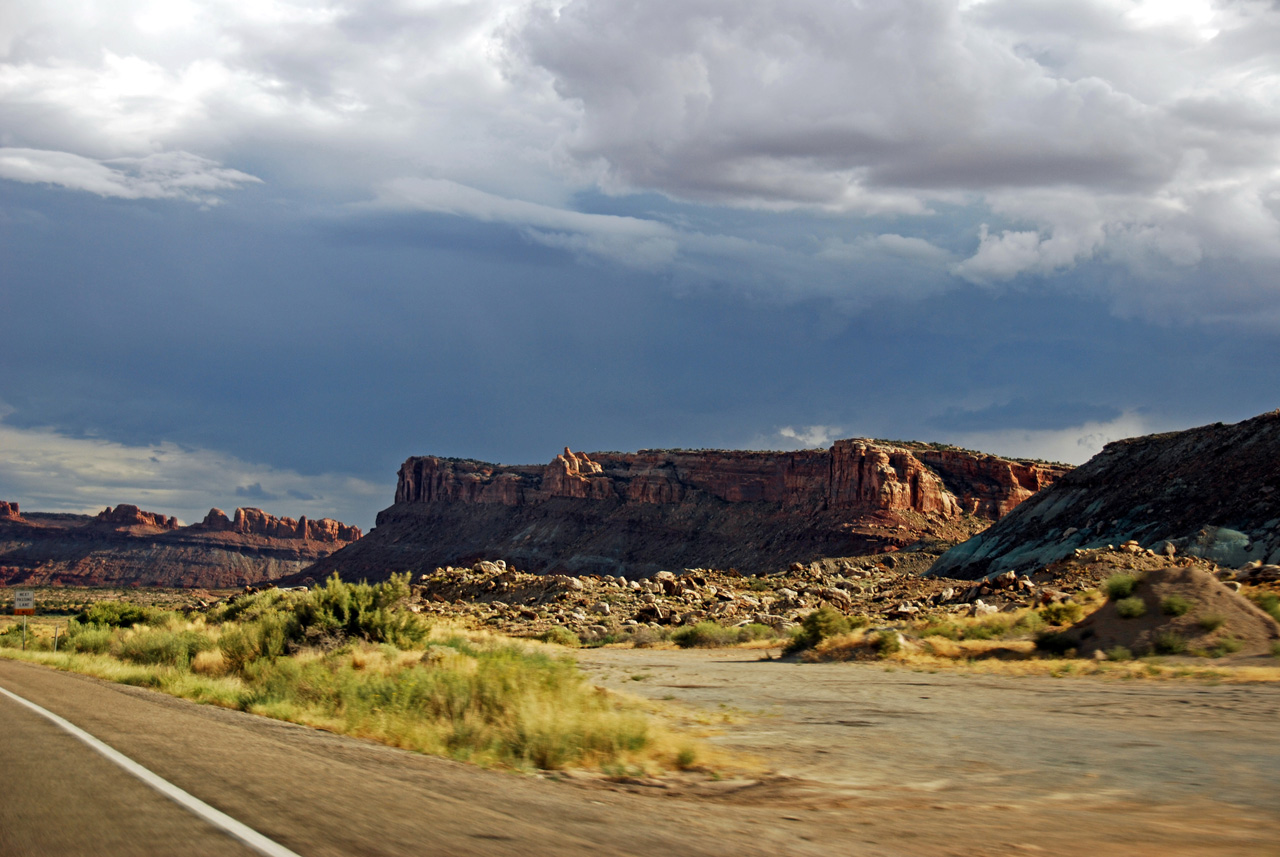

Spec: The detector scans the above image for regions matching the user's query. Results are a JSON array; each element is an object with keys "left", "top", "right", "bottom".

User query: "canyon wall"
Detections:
[
  {"left": 306, "top": 441, "right": 1068, "bottom": 582},
  {"left": 195, "top": 507, "right": 362, "bottom": 543},
  {"left": 393, "top": 443, "right": 1061, "bottom": 517},
  {"left": 0, "top": 505, "right": 362, "bottom": 588}
]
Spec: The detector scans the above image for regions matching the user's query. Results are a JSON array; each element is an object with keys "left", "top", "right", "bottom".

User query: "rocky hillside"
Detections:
[
  {"left": 302, "top": 441, "right": 1067, "bottom": 581},
  {"left": 928, "top": 409, "right": 1280, "bottom": 580},
  {"left": 0, "top": 503, "right": 362, "bottom": 588}
]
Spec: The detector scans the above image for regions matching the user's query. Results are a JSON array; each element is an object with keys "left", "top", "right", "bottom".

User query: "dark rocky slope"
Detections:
[
  {"left": 928, "top": 410, "right": 1280, "bottom": 580},
  {"left": 300, "top": 441, "right": 1067, "bottom": 582}
]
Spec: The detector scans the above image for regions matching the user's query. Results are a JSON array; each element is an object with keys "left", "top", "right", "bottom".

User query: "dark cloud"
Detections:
[
  {"left": 930, "top": 400, "right": 1123, "bottom": 433},
  {"left": 2, "top": 0, "right": 1280, "bottom": 525},
  {"left": 235, "top": 483, "right": 279, "bottom": 502}
]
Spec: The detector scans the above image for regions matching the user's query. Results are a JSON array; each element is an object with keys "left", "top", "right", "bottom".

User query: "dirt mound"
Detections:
[{"left": 1063, "top": 565, "right": 1280, "bottom": 658}]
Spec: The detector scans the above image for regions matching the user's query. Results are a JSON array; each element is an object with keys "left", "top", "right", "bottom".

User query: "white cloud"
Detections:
[
  {"left": 0, "top": 147, "right": 260, "bottom": 203},
  {"left": 943, "top": 411, "right": 1155, "bottom": 465},
  {"left": 779, "top": 425, "right": 844, "bottom": 448},
  {"left": 745, "top": 424, "right": 845, "bottom": 450},
  {"left": 2, "top": 0, "right": 1280, "bottom": 321},
  {"left": 0, "top": 422, "right": 383, "bottom": 527},
  {"left": 374, "top": 176, "right": 679, "bottom": 268}
]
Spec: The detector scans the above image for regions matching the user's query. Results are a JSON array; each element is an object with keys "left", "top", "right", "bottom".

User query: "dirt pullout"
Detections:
[
  {"left": 576, "top": 646, "right": 1280, "bottom": 854},
  {"left": 1063, "top": 564, "right": 1280, "bottom": 657}
]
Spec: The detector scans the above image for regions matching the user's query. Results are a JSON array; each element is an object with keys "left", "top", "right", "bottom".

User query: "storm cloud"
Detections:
[{"left": 1, "top": 0, "right": 1278, "bottom": 526}]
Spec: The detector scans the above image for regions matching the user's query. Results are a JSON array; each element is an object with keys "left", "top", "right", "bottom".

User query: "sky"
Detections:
[{"left": 2, "top": 0, "right": 1279, "bottom": 529}]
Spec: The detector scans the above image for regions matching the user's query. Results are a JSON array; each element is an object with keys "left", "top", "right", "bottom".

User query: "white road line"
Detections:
[{"left": 0, "top": 683, "right": 303, "bottom": 857}]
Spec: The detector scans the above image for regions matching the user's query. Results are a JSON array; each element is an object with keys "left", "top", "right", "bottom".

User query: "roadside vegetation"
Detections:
[{"left": 0, "top": 576, "right": 701, "bottom": 773}]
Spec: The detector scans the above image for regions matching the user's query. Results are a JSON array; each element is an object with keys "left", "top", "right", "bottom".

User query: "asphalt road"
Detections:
[
  {"left": 3, "top": 655, "right": 1278, "bottom": 857},
  {"left": 0, "top": 658, "right": 861, "bottom": 857}
]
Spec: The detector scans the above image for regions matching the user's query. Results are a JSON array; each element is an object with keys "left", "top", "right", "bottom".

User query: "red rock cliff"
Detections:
[
  {"left": 95, "top": 504, "right": 179, "bottom": 529},
  {"left": 197, "top": 507, "right": 362, "bottom": 542},
  {"left": 394, "top": 442, "right": 1065, "bottom": 519},
  {"left": 0, "top": 501, "right": 21, "bottom": 521}
]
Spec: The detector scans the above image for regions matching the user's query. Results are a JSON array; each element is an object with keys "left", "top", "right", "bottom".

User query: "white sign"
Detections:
[{"left": 14, "top": 591, "right": 34, "bottom": 613}]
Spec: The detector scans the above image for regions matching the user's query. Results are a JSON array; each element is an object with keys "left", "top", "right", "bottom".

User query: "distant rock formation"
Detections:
[
  {"left": 306, "top": 440, "right": 1068, "bottom": 581},
  {"left": 393, "top": 443, "right": 1062, "bottom": 517},
  {"left": 195, "top": 507, "right": 361, "bottom": 543},
  {"left": 0, "top": 504, "right": 363, "bottom": 588},
  {"left": 928, "top": 410, "right": 1280, "bottom": 580},
  {"left": 95, "top": 504, "right": 179, "bottom": 530}
]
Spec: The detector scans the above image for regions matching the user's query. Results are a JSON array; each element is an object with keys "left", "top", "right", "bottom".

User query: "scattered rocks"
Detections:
[{"left": 407, "top": 557, "right": 985, "bottom": 638}]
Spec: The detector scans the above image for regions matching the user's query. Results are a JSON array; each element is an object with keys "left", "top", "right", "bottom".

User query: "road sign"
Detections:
[{"left": 13, "top": 590, "right": 34, "bottom": 615}]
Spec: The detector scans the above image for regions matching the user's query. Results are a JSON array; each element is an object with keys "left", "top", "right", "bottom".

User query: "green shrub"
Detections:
[
  {"left": 208, "top": 588, "right": 300, "bottom": 624},
  {"left": 117, "top": 628, "right": 212, "bottom": 667},
  {"left": 672, "top": 622, "right": 781, "bottom": 648},
  {"left": 1249, "top": 592, "right": 1280, "bottom": 623},
  {"left": 64, "top": 619, "right": 113, "bottom": 654},
  {"left": 786, "top": 606, "right": 851, "bottom": 653},
  {"left": 1104, "top": 574, "right": 1138, "bottom": 600},
  {"left": 742, "top": 624, "right": 778, "bottom": 644},
  {"left": 291, "top": 574, "right": 426, "bottom": 648},
  {"left": 1115, "top": 597, "right": 1146, "bottom": 619},
  {"left": 919, "top": 611, "right": 1040, "bottom": 642},
  {"left": 1039, "top": 601, "right": 1084, "bottom": 626},
  {"left": 76, "top": 602, "right": 164, "bottom": 628},
  {"left": 1197, "top": 613, "right": 1226, "bottom": 632},
  {"left": 219, "top": 612, "right": 291, "bottom": 672},
  {"left": 1106, "top": 646, "right": 1133, "bottom": 661},
  {"left": 672, "top": 622, "right": 738, "bottom": 648},
  {"left": 871, "top": 630, "right": 901, "bottom": 658},
  {"left": 616, "top": 625, "right": 670, "bottom": 648},
  {"left": 0, "top": 624, "right": 28, "bottom": 649},
  {"left": 1271, "top": 641, "right": 1280, "bottom": 658},
  {"left": 1034, "top": 631, "right": 1076, "bottom": 655},
  {"left": 1152, "top": 630, "right": 1187, "bottom": 655},
  {"left": 538, "top": 627, "right": 580, "bottom": 648},
  {"left": 1161, "top": 595, "right": 1192, "bottom": 616},
  {"left": 1208, "top": 636, "right": 1243, "bottom": 658}
]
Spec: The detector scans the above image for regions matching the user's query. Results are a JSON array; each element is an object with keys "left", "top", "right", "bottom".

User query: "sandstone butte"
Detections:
[
  {"left": 300, "top": 441, "right": 1069, "bottom": 583},
  {"left": 928, "top": 409, "right": 1280, "bottom": 581},
  {"left": 0, "top": 504, "right": 362, "bottom": 588}
]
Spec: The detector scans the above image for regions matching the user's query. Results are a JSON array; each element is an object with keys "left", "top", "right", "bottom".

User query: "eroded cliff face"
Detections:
[
  {"left": 928, "top": 410, "right": 1280, "bottom": 580},
  {"left": 196, "top": 507, "right": 362, "bottom": 543},
  {"left": 393, "top": 443, "right": 1062, "bottom": 519},
  {"left": 95, "top": 504, "right": 179, "bottom": 530},
  {"left": 307, "top": 441, "right": 1067, "bottom": 581},
  {"left": 0, "top": 504, "right": 362, "bottom": 588}
]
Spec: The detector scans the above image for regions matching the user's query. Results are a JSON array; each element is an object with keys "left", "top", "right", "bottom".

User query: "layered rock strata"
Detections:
[
  {"left": 928, "top": 410, "right": 1280, "bottom": 580},
  {"left": 95, "top": 504, "right": 179, "bottom": 530},
  {"left": 0, "top": 505, "right": 362, "bottom": 588},
  {"left": 306, "top": 442, "right": 1067, "bottom": 582},
  {"left": 195, "top": 507, "right": 361, "bottom": 543}
]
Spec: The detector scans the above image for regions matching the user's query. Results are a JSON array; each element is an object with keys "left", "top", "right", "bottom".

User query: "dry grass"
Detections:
[
  {"left": 797, "top": 605, "right": 1280, "bottom": 683},
  {"left": 0, "top": 598, "right": 711, "bottom": 777},
  {"left": 0, "top": 605, "right": 708, "bottom": 774}
]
